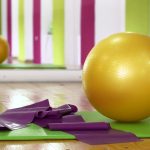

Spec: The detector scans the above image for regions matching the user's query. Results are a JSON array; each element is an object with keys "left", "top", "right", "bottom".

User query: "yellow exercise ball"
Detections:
[
  {"left": 0, "top": 36, "right": 9, "bottom": 63},
  {"left": 82, "top": 32, "right": 150, "bottom": 122}
]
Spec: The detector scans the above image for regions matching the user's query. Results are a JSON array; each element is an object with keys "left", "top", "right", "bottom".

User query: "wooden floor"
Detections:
[{"left": 0, "top": 82, "right": 150, "bottom": 150}]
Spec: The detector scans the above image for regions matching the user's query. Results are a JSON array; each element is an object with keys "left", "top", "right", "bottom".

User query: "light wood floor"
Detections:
[{"left": 0, "top": 82, "right": 150, "bottom": 150}]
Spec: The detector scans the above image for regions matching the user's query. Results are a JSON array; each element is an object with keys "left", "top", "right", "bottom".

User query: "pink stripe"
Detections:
[
  {"left": 7, "top": 0, "right": 12, "bottom": 63},
  {"left": 33, "top": 0, "right": 41, "bottom": 64},
  {"left": 81, "top": 0, "right": 95, "bottom": 66}
]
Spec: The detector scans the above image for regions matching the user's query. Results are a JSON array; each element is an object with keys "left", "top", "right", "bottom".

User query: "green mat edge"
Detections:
[
  {"left": 0, "top": 124, "right": 76, "bottom": 140},
  {"left": 0, "top": 64, "right": 65, "bottom": 69},
  {"left": 78, "top": 111, "right": 150, "bottom": 138}
]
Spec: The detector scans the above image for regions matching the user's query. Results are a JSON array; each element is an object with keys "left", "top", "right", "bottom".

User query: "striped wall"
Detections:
[{"left": 0, "top": 0, "right": 149, "bottom": 68}]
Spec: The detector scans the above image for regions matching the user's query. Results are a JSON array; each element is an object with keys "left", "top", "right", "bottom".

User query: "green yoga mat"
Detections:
[
  {"left": 0, "top": 111, "right": 149, "bottom": 140},
  {"left": 79, "top": 111, "right": 150, "bottom": 138}
]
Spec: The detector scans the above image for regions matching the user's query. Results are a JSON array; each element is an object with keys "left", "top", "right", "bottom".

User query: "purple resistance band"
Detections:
[{"left": 0, "top": 99, "right": 139, "bottom": 145}]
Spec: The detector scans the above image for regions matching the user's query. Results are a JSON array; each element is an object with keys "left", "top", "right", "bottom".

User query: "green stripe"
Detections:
[
  {"left": 52, "top": 0, "right": 64, "bottom": 66},
  {"left": 126, "top": 0, "right": 150, "bottom": 35},
  {"left": 18, "top": 0, "right": 25, "bottom": 61}
]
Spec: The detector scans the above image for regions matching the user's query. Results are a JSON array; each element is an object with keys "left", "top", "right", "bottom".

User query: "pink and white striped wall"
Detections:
[{"left": 0, "top": 0, "right": 149, "bottom": 69}]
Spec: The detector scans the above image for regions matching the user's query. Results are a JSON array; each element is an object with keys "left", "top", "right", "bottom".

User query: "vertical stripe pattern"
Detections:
[
  {"left": 64, "top": 0, "right": 81, "bottom": 69},
  {"left": 24, "top": 0, "right": 33, "bottom": 61},
  {"left": 7, "top": 0, "right": 12, "bottom": 63},
  {"left": 0, "top": 0, "right": 1, "bottom": 34},
  {"left": 126, "top": 0, "right": 150, "bottom": 35},
  {"left": 0, "top": 1, "right": 150, "bottom": 68},
  {"left": 41, "top": 0, "right": 53, "bottom": 64},
  {"left": 53, "top": 0, "right": 64, "bottom": 66},
  {"left": 95, "top": 0, "right": 125, "bottom": 43},
  {"left": 81, "top": 0, "right": 95, "bottom": 66},
  {"left": 1, "top": 0, "right": 7, "bottom": 39},
  {"left": 12, "top": 0, "right": 19, "bottom": 58},
  {"left": 33, "top": 0, "right": 41, "bottom": 64},
  {"left": 18, "top": 0, "right": 25, "bottom": 62}
]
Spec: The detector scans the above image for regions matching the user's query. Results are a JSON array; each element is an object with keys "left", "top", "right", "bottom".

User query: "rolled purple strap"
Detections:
[
  {"left": 62, "top": 115, "right": 84, "bottom": 123},
  {"left": 48, "top": 122, "right": 110, "bottom": 131},
  {"left": 47, "top": 121, "right": 139, "bottom": 145}
]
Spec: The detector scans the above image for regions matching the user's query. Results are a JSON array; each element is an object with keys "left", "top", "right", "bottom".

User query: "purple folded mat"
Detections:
[{"left": 0, "top": 99, "right": 139, "bottom": 145}]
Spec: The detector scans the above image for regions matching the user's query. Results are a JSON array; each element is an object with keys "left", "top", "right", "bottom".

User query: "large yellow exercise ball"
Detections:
[
  {"left": 82, "top": 32, "right": 150, "bottom": 122},
  {"left": 0, "top": 36, "right": 9, "bottom": 63}
]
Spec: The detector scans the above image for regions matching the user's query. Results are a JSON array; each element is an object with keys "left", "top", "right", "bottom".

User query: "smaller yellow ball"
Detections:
[
  {"left": 0, "top": 36, "right": 9, "bottom": 63},
  {"left": 83, "top": 32, "right": 150, "bottom": 122}
]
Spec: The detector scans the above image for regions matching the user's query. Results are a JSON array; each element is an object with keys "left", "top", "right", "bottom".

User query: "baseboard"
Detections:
[{"left": 0, "top": 69, "right": 82, "bottom": 82}]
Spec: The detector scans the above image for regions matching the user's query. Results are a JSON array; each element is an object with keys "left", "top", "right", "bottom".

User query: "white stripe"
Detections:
[
  {"left": 64, "top": 0, "right": 81, "bottom": 69},
  {"left": 95, "top": 0, "right": 125, "bottom": 43},
  {"left": 12, "top": 0, "right": 19, "bottom": 57},
  {"left": 41, "top": 0, "right": 53, "bottom": 64},
  {"left": 1, "top": 0, "right": 7, "bottom": 40},
  {"left": 24, "top": 0, "right": 33, "bottom": 60}
]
